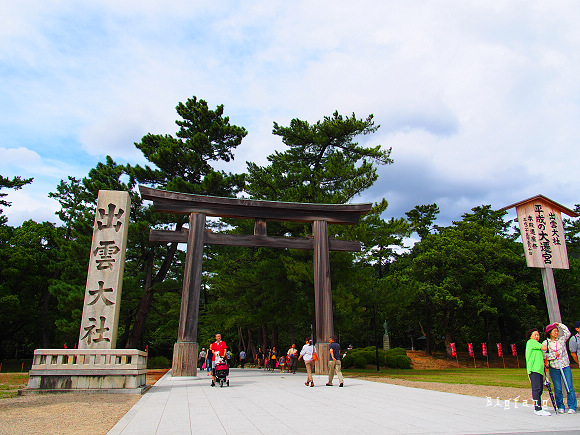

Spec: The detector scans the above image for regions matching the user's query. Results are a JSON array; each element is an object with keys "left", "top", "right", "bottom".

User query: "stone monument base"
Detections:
[
  {"left": 383, "top": 334, "right": 391, "bottom": 351},
  {"left": 20, "top": 349, "right": 149, "bottom": 395}
]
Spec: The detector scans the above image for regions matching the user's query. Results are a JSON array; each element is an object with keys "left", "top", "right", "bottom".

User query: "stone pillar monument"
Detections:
[
  {"left": 382, "top": 321, "right": 391, "bottom": 351},
  {"left": 79, "top": 191, "right": 130, "bottom": 349},
  {"left": 22, "top": 190, "right": 148, "bottom": 395}
]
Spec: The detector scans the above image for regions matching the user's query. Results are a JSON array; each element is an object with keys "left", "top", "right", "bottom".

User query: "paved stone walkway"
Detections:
[{"left": 108, "top": 369, "right": 580, "bottom": 434}]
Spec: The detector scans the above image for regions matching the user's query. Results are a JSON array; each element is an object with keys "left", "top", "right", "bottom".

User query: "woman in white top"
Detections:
[{"left": 298, "top": 337, "right": 315, "bottom": 387}]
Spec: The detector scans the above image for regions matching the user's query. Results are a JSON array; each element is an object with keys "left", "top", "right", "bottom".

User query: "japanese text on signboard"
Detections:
[{"left": 516, "top": 201, "right": 569, "bottom": 269}]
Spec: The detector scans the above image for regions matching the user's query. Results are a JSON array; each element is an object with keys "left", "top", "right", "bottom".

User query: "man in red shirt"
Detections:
[{"left": 209, "top": 333, "right": 227, "bottom": 386}]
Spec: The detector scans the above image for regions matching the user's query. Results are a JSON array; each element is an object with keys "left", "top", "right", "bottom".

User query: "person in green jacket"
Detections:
[{"left": 525, "top": 328, "right": 550, "bottom": 416}]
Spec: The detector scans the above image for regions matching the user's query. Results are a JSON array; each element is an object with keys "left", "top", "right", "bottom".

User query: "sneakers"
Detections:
[
  {"left": 339, "top": 383, "right": 344, "bottom": 387},
  {"left": 211, "top": 381, "right": 215, "bottom": 387},
  {"left": 569, "top": 409, "right": 577, "bottom": 414},
  {"left": 534, "top": 409, "right": 551, "bottom": 416},
  {"left": 558, "top": 408, "right": 565, "bottom": 414},
  {"left": 326, "top": 383, "right": 333, "bottom": 386}
]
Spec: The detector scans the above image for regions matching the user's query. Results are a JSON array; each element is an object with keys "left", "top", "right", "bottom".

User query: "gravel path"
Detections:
[
  {"left": 0, "top": 393, "right": 140, "bottom": 435},
  {"left": 0, "top": 369, "right": 167, "bottom": 435}
]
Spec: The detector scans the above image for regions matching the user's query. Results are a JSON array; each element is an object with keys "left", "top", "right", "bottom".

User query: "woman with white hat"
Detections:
[{"left": 544, "top": 322, "right": 577, "bottom": 414}]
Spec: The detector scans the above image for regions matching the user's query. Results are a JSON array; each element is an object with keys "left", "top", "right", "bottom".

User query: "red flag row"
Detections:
[{"left": 449, "top": 342, "right": 517, "bottom": 357}]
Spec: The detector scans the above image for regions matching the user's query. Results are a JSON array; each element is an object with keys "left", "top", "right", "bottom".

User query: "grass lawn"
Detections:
[
  {"left": 0, "top": 373, "right": 29, "bottom": 399},
  {"left": 344, "top": 368, "right": 580, "bottom": 390},
  {"left": 4, "top": 367, "right": 580, "bottom": 397}
]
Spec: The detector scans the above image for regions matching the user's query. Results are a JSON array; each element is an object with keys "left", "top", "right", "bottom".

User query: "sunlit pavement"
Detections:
[{"left": 109, "top": 368, "right": 580, "bottom": 434}]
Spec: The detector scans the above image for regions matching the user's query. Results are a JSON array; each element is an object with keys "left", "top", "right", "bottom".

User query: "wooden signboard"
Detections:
[
  {"left": 516, "top": 200, "right": 570, "bottom": 269},
  {"left": 501, "top": 195, "right": 578, "bottom": 323}
]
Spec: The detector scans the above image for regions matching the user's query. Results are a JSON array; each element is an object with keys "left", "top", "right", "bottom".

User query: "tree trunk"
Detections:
[
  {"left": 271, "top": 325, "right": 278, "bottom": 350},
  {"left": 498, "top": 316, "right": 507, "bottom": 350},
  {"left": 261, "top": 324, "right": 268, "bottom": 350},
  {"left": 43, "top": 268, "right": 63, "bottom": 348},
  {"left": 443, "top": 313, "right": 453, "bottom": 359},
  {"left": 237, "top": 325, "right": 246, "bottom": 354},
  {"left": 485, "top": 317, "right": 492, "bottom": 347},
  {"left": 41, "top": 284, "right": 51, "bottom": 348},
  {"left": 117, "top": 308, "right": 135, "bottom": 349},
  {"left": 246, "top": 328, "right": 256, "bottom": 361},
  {"left": 422, "top": 297, "right": 433, "bottom": 355},
  {"left": 126, "top": 240, "right": 179, "bottom": 348},
  {"left": 289, "top": 323, "right": 296, "bottom": 346}
]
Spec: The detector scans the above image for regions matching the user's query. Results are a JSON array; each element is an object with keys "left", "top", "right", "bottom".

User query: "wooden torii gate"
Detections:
[{"left": 140, "top": 186, "right": 372, "bottom": 376}]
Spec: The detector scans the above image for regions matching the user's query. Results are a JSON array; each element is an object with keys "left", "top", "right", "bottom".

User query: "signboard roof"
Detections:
[{"left": 500, "top": 194, "right": 578, "bottom": 217}]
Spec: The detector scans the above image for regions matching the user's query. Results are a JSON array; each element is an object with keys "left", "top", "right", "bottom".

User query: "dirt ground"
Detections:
[
  {"left": 0, "top": 370, "right": 167, "bottom": 435},
  {"left": 0, "top": 357, "right": 545, "bottom": 435}
]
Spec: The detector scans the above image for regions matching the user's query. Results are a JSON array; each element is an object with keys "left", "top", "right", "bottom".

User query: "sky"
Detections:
[{"left": 2, "top": 1, "right": 580, "bottom": 233}]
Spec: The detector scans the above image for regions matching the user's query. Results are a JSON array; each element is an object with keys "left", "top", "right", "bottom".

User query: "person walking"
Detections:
[
  {"left": 209, "top": 333, "right": 227, "bottom": 387},
  {"left": 525, "top": 328, "right": 550, "bottom": 416},
  {"left": 257, "top": 348, "right": 264, "bottom": 369},
  {"left": 544, "top": 322, "right": 577, "bottom": 414},
  {"left": 269, "top": 347, "right": 278, "bottom": 371},
  {"left": 198, "top": 348, "right": 207, "bottom": 371},
  {"left": 264, "top": 349, "right": 270, "bottom": 370},
  {"left": 287, "top": 344, "right": 298, "bottom": 374},
  {"left": 568, "top": 321, "right": 580, "bottom": 367},
  {"left": 240, "top": 350, "right": 246, "bottom": 369},
  {"left": 326, "top": 336, "right": 344, "bottom": 387},
  {"left": 298, "top": 337, "right": 315, "bottom": 387},
  {"left": 205, "top": 344, "right": 212, "bottom": 375}
]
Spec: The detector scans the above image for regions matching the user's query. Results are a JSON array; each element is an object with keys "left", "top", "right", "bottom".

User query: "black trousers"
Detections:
[{"left": 529, "top": 371, "right": 544, "bottom": 410}]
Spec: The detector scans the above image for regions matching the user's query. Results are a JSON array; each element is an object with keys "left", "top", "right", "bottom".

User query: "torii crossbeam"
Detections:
[{"left": 140, "top": 186, "right": 372, "bottom": 376}]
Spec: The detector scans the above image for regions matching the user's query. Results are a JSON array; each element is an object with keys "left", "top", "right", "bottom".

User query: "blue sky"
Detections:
[{"left": 2, "top": 1, "right": 580, "bottom": 232}]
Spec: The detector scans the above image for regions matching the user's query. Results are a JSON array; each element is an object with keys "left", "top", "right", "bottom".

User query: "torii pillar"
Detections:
[
  {"left": 172, "top": 212, "right": 205, "bottom": 376},
  {"left": 314, "top": 220, "right": 333, "bottom": 374}
]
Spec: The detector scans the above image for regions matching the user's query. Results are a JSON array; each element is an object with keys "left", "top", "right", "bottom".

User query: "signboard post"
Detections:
[{"left": 501, "top": 195, "right": 578, "bottom": 323}]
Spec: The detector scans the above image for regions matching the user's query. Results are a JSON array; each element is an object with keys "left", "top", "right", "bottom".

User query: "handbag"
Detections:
[
  {"left": 202, "top": 362, "right": 206, "bottom": 370},
  {"left": 311, "top": 346, "right": 318, "bottom": 361}
]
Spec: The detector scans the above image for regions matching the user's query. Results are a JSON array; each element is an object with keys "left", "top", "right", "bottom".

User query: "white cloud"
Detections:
[
  {"left": 1, "top": 188, "right": 60, "bottom": 226},
  {"left": 0, "top": 147, "right": 77, "bottom": 179}
]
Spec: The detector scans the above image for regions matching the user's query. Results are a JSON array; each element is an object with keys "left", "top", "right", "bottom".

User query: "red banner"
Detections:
[
  {"left": 482, "top": 343, "right": 487, "bottom": 356},
  {"left": 450, "top": 342, "right": 457, "bottom": 358},
  {"left": 468, "top": 343, "right": 474, "bottom": 357},
  {"left": 497, "top": 343, "right": 503, "bottom": 357},
  {"left": 510, "top": 343, "right": 517, "bottom": 357}
]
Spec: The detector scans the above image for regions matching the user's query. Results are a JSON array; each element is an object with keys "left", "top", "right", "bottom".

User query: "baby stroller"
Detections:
[{"left": 215, "top": 355, "right": 229, "bottom": 387}]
